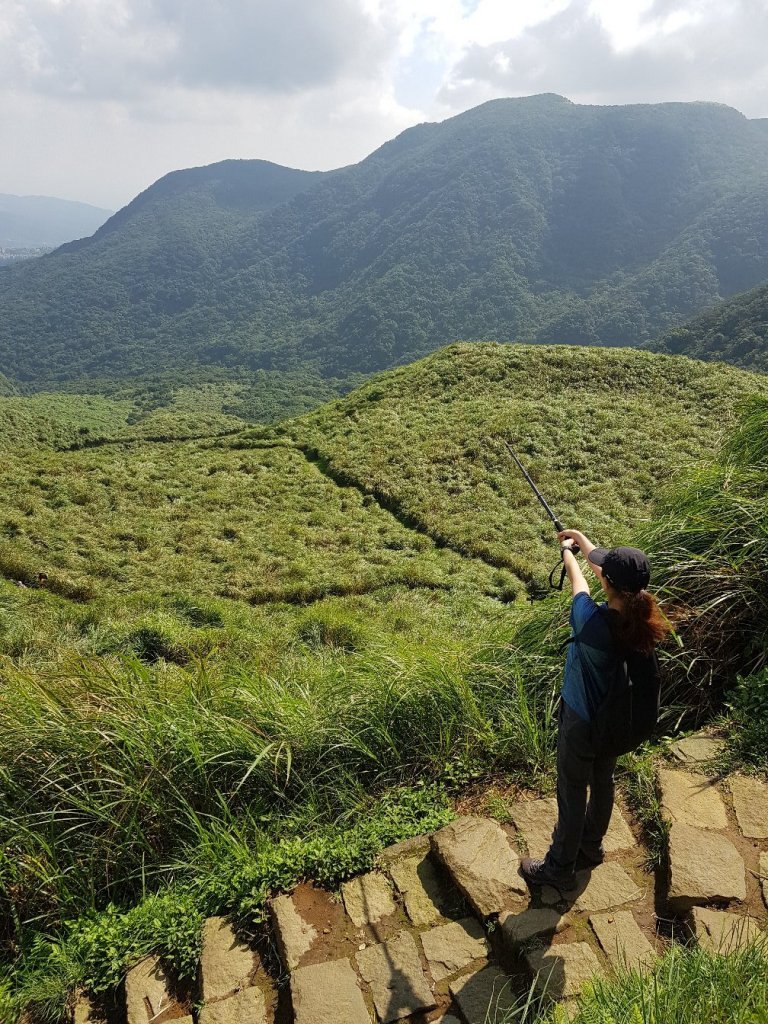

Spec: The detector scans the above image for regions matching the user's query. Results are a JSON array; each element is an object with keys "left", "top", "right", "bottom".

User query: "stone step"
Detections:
[
  {"left": 355, "top": 931, "right": 436, "bottom": 1023},
  {"left": 690, "top": 907, "right": 762, "bottom": 953},
  {"left": 125, "top": 955, "right": 180, "bottom": 1024},
  {"left": 448, "top": 965, "right": 519, "bottom": 1023},
  {"left": 290, "top": 959, "right": 371, "bottom": 1024},
  {"left": 525, "top": 942, "right": 604, "bottom": 1003},
  {"left": 430, "top": 815, "right": 526, "bottom": 918},
  {"left": 667, "top": 822, "right": 747, "bottom": 909},
  {"left": 589, "top": 910, "right": 656, "bottom": 972},
  {"left": 658, "top": 768, "right": 729, "bottom": 831},
  {"left": 729, "top": 776, "right": 768, "bottom": 839}
]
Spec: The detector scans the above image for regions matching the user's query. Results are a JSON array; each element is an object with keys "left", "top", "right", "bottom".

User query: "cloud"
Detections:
[
  {"left": 438, "top": 0, "right": 768, "bottom": 115},
  {"left": 0, "top": 0, "right": 395, "bottom": 99}
]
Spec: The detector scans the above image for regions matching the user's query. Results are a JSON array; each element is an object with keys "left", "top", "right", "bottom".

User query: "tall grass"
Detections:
[
  {"left": 646, "top": 397, "right": 768, "bottom": 701},
  {"left": 0, "top": 618, "right": 557, "bottom": 938},
  {"left": 501, "top": 939, "right": 768, "bottom": 1023}
]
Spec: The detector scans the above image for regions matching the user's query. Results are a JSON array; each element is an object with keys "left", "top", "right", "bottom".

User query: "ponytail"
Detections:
[{"left": 607, "top": 590, "right": 670, "bottom": 655}]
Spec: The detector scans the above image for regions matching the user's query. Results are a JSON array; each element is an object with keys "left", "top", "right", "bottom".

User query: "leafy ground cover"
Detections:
[{"left": 0, "top": 345, "right": 766, "bottom": 1020}]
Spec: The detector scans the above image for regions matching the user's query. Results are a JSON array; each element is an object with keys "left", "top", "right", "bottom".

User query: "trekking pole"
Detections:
[{"left": 499, "top": 440, "right": 579, "bottom": 594}]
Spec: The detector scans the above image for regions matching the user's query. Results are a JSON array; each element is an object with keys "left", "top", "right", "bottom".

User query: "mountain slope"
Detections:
[
  {"left": 0, "top": 193, "right": 112, "bottom": 247},
  {"left": 2, "top": 96, "right": 768, "bottom": 386},
  {"left": 652, "top": 280, "right": 768, "bottom": 372}
]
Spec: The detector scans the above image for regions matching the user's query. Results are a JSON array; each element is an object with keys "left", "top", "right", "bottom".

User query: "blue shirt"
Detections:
[{"left": 562, "top": 592, "right": 619, "bottom": 721}]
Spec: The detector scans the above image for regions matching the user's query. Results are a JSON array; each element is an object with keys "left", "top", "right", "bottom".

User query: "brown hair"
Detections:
[{"left": 607, "top": 589, "right": 670, "bottom": 655}]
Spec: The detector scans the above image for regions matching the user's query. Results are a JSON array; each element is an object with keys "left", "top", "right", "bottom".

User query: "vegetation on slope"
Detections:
[
  {"left": 654, "top": 279, "right": 768, "bottom": 373},
  {"left": 283, "top": 343, "right": 768, "bottom": 590},
  {"left": 1, "top": 346, "right": 767, "bottom": 1019},
  {"left": 2, "top": 97, "right": 768, "bottom": 387}
]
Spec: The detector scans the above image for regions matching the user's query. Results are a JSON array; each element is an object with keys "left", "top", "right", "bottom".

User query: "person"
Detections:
[{"left": 519, "top": 528, "right": 670, "bottom": 892}]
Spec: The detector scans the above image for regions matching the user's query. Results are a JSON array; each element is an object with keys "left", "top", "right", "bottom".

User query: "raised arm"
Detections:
[{"left": 560, "top": 543, "right": 590, "bottom": 597}]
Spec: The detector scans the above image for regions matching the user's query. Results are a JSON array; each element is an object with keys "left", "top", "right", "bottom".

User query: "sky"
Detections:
[{"left": 2, "top": 0, "right": 767, "bottom": 210}]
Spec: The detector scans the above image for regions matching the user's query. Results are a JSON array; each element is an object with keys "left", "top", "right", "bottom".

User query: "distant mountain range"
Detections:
[
  {"left": 0, "top": 193, "right": 113, "bottom": 249},
  {"left": 1, "top": 94, "right": 768, "bottom": 388}
]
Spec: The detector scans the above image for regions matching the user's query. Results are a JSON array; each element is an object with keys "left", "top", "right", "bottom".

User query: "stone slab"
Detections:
[
  {"left": 667, "top": 822, "right": 747, "bottom": 908},
  {"left": 761, "top": 853, "right": 768, "bottom": 909},
  {"left": 200, "top": 917, "right": 258, "bottom": 1003},
  {"left": 125, "top": 956, "right": 174, "bottom": 1024},
  {"left": 378, "top": 834, "right": 431, "bottom": 862},
  {"left": 729, "top": 776, "right": 768, "bottom": 839},
  {"left": 356, "top": 931, "right": 435, "bottom": 1023},
  {"left": 436, "top": 1017, "right": 462, "bottom": 1024},
  {"left": 691, "top": 908, "right": 762, "bottom": 953},
  {"left": 658, "top": 769, "right": 728, "bottom": 830},
  {"left": 199, "top": 988, "right": 266, "bottom": 1024},
  {"left": 669, "top": 735, "right": 726, "bottom": 765},
  {"left": 499, "top": 907, "right": 567, "bottom": 947},
  {"left": 342, "top": 871, "right": 398, "bottom": 928},
  {"left": 269, "top": 892, "right": 317, "bottom": 971},
  {"left": 387, "top": 851, "right": 453, "bottom": 926},
  {"left": 510, "top": 798, "right": 633, "bottom": 858},
  {"left": 431, "top": 816, "right": 525, "bottom": 917},
  {"left": 419, "top": 917, "right": 489, "bottom": 982},
  {"left": 574, "top": 863, "right": 643, "bottom": 913},
  {"left": 290, "top": 959, "right": 370, "bottom": 1024},
  {"left": 526, "top": 942, "right": 603, "bottom": 1001},
  {"left": 449, "top": 966, "right": 518, "bottom": 1022},
  {"left": 590, "top": 911, "right": 655, "bottom": 971}
]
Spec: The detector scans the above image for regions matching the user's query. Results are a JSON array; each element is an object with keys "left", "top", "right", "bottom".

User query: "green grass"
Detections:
[
  {"left": 646, "top": 396, "right": 768, "bottom": 704},
  {"left": 280, "top": 344, "right": 768, "bottom": 589},
  {"left": 503, "top": 940, "right": 768, "bottom": 1023}
]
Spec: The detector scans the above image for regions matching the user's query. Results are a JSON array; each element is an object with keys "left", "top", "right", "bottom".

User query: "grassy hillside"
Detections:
[
  {"left": 282, "top": 343, "right": 768, "bottom": 589},
  {"left": 1, "top": 345, "right": 767, "bottom": 1020},
  {"left": 653, "top": 279, "right": 768, "bottom": 372},
  {"left": 2, "top": 97, "right": 768, "bottom": 388}
]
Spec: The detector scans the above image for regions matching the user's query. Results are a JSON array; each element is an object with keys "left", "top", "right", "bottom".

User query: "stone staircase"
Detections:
[{"left": 75, "top": 740, "right": 768, "bottom": 1024}]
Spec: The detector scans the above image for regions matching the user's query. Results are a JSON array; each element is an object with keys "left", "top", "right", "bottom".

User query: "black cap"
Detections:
[{"left": 588, "top": 546, "right": 650, "bottom": 593}]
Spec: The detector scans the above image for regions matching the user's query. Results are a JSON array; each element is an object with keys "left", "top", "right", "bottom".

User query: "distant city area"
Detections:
[{"left": 0, "top": 245, "right": 53, "bottom": 264}]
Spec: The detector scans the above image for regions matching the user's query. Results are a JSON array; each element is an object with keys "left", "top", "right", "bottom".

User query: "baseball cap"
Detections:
[{"left": 587, "top": 546, "right": 651, "bottom": 593}]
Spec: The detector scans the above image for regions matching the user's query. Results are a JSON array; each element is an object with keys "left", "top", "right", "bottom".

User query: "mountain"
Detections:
[
  {"left": 0, "top": 193, "right": 113, "bottom": 248},
  {"left": 652, "top": 280, "right": 768, "bottom": 372},
  {"left": 2, "top": 95, "right": 768, "bottom": 388}
]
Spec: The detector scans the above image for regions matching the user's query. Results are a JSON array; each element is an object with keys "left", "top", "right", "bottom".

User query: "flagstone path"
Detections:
[{"left": 83, "top": 737, "right": 767, "bottom": 1024}]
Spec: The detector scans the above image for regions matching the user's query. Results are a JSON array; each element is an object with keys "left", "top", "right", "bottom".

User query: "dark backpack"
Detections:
[{"left": 590, "top": 648, "right": 661, "bottom": 757}]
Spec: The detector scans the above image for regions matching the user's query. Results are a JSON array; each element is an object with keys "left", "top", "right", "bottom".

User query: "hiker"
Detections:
[{"left": 519, "top": 528, "right": 670, "bottom": 892}]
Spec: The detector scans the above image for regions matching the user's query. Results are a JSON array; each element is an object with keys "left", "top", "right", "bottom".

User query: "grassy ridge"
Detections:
[{"left": 285, "top": 344, "right": 768, "bottom": 588}]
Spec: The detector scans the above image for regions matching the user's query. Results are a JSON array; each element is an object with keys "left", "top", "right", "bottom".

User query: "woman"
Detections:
[{"left": 519, "top": 528, "right": 669, "bottom": 892}]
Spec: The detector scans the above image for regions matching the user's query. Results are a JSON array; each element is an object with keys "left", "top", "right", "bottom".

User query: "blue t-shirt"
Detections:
[{"left": 562, "top": 592, "right": 618, "bottom": 721}]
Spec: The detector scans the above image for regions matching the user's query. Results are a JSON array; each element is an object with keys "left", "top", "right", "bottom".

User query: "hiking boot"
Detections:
[{"left": 519, "top": 856, "right": 576, "bottom": 893}]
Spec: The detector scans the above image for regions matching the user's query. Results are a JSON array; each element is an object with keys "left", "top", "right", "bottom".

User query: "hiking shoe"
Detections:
[{"left": 519, "top": 857, "right": 576, "bottom": 892}]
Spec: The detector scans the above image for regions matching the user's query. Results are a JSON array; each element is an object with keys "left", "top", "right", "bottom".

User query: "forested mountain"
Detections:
[
  {"left": 652, "top": 280, "right": 768, "bottom": 372},
  {"left": 0, "top": 193, "right": 112, "bottom": 248},
  {"left": 2, "top": 94, "right": 768, "bottom": 387}
]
